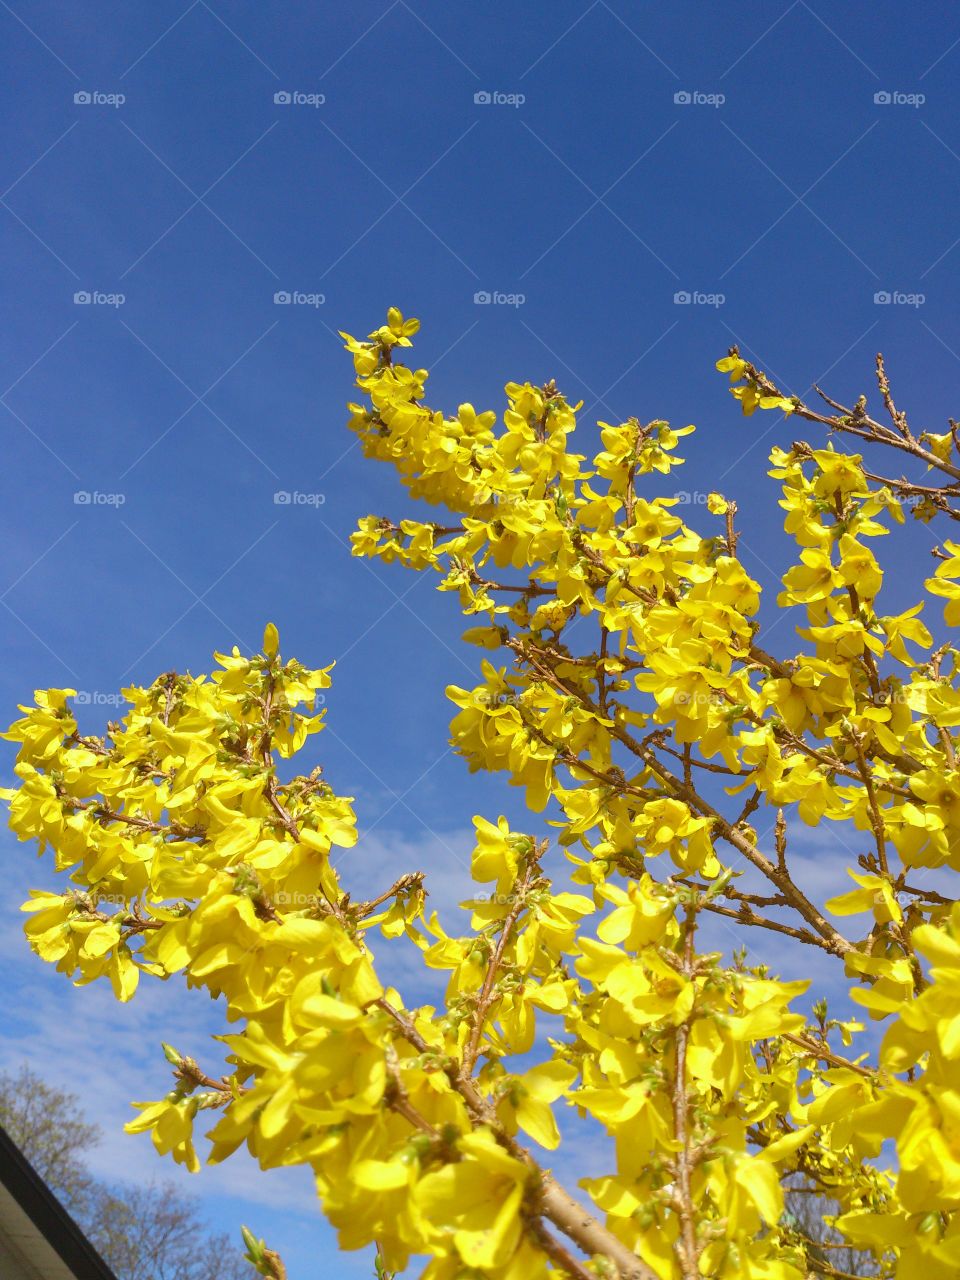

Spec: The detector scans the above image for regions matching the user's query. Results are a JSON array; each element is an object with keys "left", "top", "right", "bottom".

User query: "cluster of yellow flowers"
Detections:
[{"left": 6, "top": 309, "right": 960, "bottom": 1279}]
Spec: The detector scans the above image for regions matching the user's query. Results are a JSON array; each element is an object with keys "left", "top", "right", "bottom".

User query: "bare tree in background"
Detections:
[
  {"left": 84, "top": 1182, "right": 251, "bottom": 1280},
  {"left": 0, "top": 1065, "right": 99, "bottom": 1219},
  {"left": 0, "top": 1066, "right": 250, "bottom": 1280},
  {"left": 785, "top": 1181, "right": 882, "bottom": 1278}
]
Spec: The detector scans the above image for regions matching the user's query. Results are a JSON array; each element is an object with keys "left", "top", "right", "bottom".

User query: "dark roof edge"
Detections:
[{"left": 0, "top": 1123, "right": 119, "bottom": 1280}]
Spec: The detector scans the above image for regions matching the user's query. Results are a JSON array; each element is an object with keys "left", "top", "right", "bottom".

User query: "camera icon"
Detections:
[
  {"left": 274, "top": 91, "right": 291, "bottom": 104},
  {"left": 74, "top": 491, "right": 91, "bottom": 504},
  {"left": 874, "top": 91, "right": 891, "bottom": 105},
  {"left": 74, "top": 690, "right": 91, "bottom": 705},
  {"left": 74, "top": 90, "right": 91, "bottom": 105},
  {"left": 474, "top": 91, "right": 491, "bottom": 105},
  {"left": 274, "top": 490, "right": 292, "bottom": 504},
  {"left": 674, "top": 91, "right": 691, "bottom": 105},
  {"left": 273, "top": 291, "right": 292, "bottom": 304},
  {"left": 673, "top": 290, "right": 691, "bottom": 304},
  {"left": 673, "top": 490, "right": 691, "bottom": 504},
  {"left": 874, "top": 291, "right": 891, "bottom": 304},
  {"left": 73, "top": 291, "right": 91, "bottom": 304},
  {"left": 473, "top": 290, "right": 492, "bottom": 304}
]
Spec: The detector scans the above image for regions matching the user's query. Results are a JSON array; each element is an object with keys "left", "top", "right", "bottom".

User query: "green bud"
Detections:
[{"left": 241, "top": 1225, "right": 263, "bottom": 1262}]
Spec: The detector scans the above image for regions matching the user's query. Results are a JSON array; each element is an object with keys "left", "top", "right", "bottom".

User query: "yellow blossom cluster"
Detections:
[{"left": 6, "top": 310, "right": 960, "bottom": 1279}]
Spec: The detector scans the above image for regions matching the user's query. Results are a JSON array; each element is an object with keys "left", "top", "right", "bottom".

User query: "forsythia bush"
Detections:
[{"left": 6, "top": 308, "right": 960, "bottom": 1280}]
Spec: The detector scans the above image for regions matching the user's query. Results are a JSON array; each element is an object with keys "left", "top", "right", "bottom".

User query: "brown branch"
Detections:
[
  {"left": 462, "top": 851, "right": 541, "bottom": 1076},
  {"left": 747, "top": 644, "right": 795, "bottom": 679},
  {"left": 354, "top": 872, "right": 424, "bottom": 919},
  {"left": 875, "top": 353, "right": 910, "bottom": 440},
  {"left": 259, "top": 675, "right": 347, "bottom": 924},
  {"left": 383, "top": 1057, "right": 446, "bottom": 1143},
  {"left": 830, "top": 496, "right": 882, "bottom": 698},
  {"left": 898, "top": 879, "right": 951, "bottom": 905},
  {"left": 58, "top": 794, "right": 204, "bottom": 840},
  {"left": 159, "top": 671, "right": 179, "bottom": 726},
  {"left": 775, "top": 808, "right": 787, "bottom": 871},
  {"left": 725, "top": 346, "right": 960, "bottom": 481},
  {"left": 725, "top": 499, "right": 739, "bottom": 557},
  {"left": 259, "top": 679, "right": 302, "bottom": 839},
  {"left": 598, "top": 626, "right": 610, "bottom": 716},
  {"left": 657, "top": 741, "right": 742, "bottom": 776},
  {"left": 173, "top": 1054, "right": 236, "bottom": 1100},
  {"left": 66, "top": 730, "right": 111, "bottom": 756},
  {"left": 770, "top": 726, "right": 914, "bottom": 796},
  {"left": 468, "top": 567, "right": 551, "bottom": 597},
  {"left": 527, "top": 1220, "right": 598, "bottom": 1280},
  {"left": 262, "top": 1248, "right": 287, "bottom": 1280},
  {"left": 507, "top": 637, "right": 853, "bottom": 957},
  {"left": 372, "top": 998, "right": 660, "bottom": 1280},
  {"left": 619, "top": 736, "right": 852, "bottom": 955},
  {"left": 860, "top": 468, "right": 960, "bottom": 519},
  {"left": 624, "top": 452, "right": 637, "bottom": 528},
  {"left": 780, "top": 1033, "right": 877, "bottom": 1079},
  {"left": 695, "top": 899, "right": 838, "bottom": 953},
  {"left": 849, "top": 731, "right": 889, "bottom": 876},
  {"left": 671, "top": 905, "right": 701, "bottom": 1280},
  {"left": 806, "top": 1263, "right": 875, "bottom": 1280}
]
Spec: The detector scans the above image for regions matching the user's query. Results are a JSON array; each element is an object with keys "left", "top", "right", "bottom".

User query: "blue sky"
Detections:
[{"left": 2, "top": 1, "right": 960, "bottom": 1274}]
